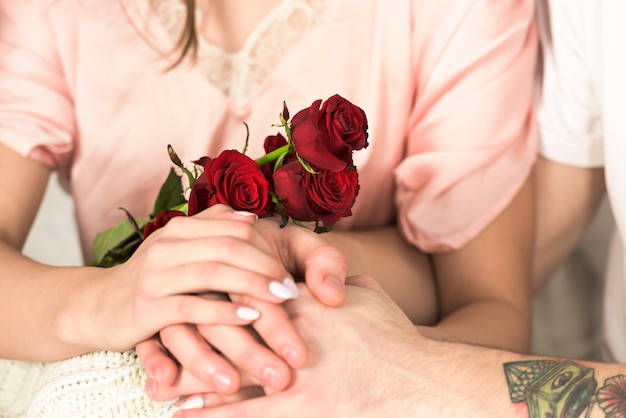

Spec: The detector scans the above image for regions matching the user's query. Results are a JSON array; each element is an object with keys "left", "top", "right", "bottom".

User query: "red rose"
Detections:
[
  {"left": 263, "top": 133, "right": 288, "bottom": 154},
  {"left": 273, "top": 161, "right": 360, "bottom": 228},
  {"left": 188, "top": 149, "right": 271, "bottom": 216},
  {"left": 291, "top": 95, "right": 368, "bottom": 172},
  {"left": 143, "top": 210, "right": 186, "bottom": 239},
  {"left": 272, "top": 162, "right": 315, "bottom": 221},
  {"left": 321, "top": 94, "right": 369, "bottom": 151},
  {"left": 187, "top": 172, "right": 211, "bottom": 215}
]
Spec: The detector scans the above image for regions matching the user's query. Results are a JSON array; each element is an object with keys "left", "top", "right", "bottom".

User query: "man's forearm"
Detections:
[{"left": 401, "top": 336, "right": 626, "bottom": 418}]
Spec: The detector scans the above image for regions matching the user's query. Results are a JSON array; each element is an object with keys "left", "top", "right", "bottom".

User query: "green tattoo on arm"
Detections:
[{"left": 504, "top": 360, "right": 626, "bottom": 417}]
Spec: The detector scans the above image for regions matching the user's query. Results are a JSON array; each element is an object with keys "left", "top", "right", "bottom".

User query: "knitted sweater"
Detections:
[{"left": 0, "top": 351, "right": 175, "bottom": 418}]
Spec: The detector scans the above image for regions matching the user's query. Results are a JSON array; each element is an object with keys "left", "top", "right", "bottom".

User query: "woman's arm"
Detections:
[
  {"left": 395, "top": 0, "right": 538, "bottom": 353},
  {"left": 422, "top": 173, "right": 534, "bottom": 352},
  {"left": 0, "top": 143, "right": 310, "bottom": 368}
]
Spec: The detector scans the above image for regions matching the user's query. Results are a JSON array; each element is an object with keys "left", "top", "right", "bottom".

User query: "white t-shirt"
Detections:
[{"left": 538, "top": 0, "right": 626, "bottom": 361}]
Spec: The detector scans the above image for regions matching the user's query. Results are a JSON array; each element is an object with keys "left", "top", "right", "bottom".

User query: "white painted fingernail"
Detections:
[
  {"left": 236, "top": 306, "right": 261, "bottom": 321},
  {"left": 180, "top": 396, "right": 204, "bottom": 410},
  {"left": 163, "top": 397, "right": 179, "bottom": 405},
  {"left": 269, "top": 281, "right": 296, "bottom": 299},
  {"left": 233, "top": 210, "right": 258, "bottom": 218},
  {"left": 283, "top": 278, "right": 300, "bottom": 298}
]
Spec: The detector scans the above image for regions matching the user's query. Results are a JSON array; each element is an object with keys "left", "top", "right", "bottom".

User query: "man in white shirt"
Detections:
[{"left": 534, "top": 0, "right": 626, "bottom": 363}]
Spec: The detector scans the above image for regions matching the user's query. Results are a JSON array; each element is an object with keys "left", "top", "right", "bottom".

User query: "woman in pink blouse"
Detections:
[{"left": 0, "top": 0, "right": 537, "bottom": 412}]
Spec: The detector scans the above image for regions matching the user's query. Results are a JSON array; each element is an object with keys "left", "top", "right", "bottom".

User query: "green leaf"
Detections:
[
  {"left": 152, "top": 168, "right": 186, "bottom": 216},
  {"left": 96, "top": 234, "right": 143, "bottom": 268},
  {"left": 92, "top": 216, "right": 149, "bottom": 264}
]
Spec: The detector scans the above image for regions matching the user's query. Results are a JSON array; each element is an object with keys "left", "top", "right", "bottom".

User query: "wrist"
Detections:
[
  {"left": 397, "top": 336, "right": 522, "bottom": 418},
  {"left": 52, "top": 266, "right": 111, "bottom": 355}
]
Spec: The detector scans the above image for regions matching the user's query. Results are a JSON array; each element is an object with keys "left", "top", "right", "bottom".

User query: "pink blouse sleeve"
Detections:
[
  {"left": 396, "top": 0, "right": 538, "bottom": 252},
  {"left": 0, "top": 2, "right": 75, "bottom": 169}
]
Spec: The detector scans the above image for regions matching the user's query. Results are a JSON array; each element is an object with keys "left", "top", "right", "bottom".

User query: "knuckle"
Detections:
[
  {"left": 309, "top": 244, "right": 347, "bottom": 270},
  {"left": 198, "top": 260, "right": 222, "bottom": 281},
  {"left": 159, "top": 324, "right": 181, "bottom": 343},
  {"left": 175, "top": 297, "right": 195, "bottom": 319},
  {"left": 233, "top": 345, "right": 258, "bottom": 367},
  {"left": 232, "top": 222, "right": 257, "bottom": 242},
  {"left": 258, "top": 320, "right": 287, "bottom": 342},
  {"left": 217, "top": 236, "right": 239, "bottom": 256},
  {"left": 141, "top": 239, "right": 175, "bottom": 263},
  {"left": 163, "top": 214, "right": 187, "bottom": 230}
]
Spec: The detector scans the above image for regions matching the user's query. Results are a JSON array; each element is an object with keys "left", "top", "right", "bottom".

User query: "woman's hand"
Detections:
[
  {"left": 63, "top": 204, "right": 301, "bottom": 354},
  {"left": 139, "top": 216, "right": 349, "bottom": 400},
  {"left": 253, "top": 217, "right": 348, "bottom": 306},
  {"left": 139, "top": 290, "right": 306, "bottom": 398}
]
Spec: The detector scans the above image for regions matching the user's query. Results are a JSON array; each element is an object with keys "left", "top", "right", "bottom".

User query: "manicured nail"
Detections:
[
  {"left": 163, "top": 397, "right": 180, "bottom": 405},
  {"left": 236, "top": 306, "right": 261, "bottom": 321},
  {"left": 154, "top": 366, "right": 164, "bottom": 384},
  {"left": 180, "top": 396, "right": 204, "bottom": 410},
  {"left": 269, "top": 281, "right": 297, "bottom": 299},
  {"left": 145, "top": 378, "right": 157, "bottom": 397},
  {"left": 282, "top": 345, "right": 300, "bottom": 367},
  {"left": 263, "top": 366, "right": 282, "bottom": 388},
  {"left": 323, "top": 276, "right": 344, "bottom": 292},
  {"left": 233, "top": 210, "right": 258, "bottom": 219},
  {"left": 213, "top": 371, "right": 233, "bottom": 392},
  {"left": 283, "top": 278, "right": 300, "bottom": 298}
]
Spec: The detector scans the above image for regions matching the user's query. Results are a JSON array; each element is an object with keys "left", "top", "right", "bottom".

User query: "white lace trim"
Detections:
[{"left": 151, "top": 0, "right": 329, "bottom": 107}]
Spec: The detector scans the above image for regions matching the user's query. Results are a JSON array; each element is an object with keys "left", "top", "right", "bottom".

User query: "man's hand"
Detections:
[{"left": 169, "top": 276, "right": 434, "bottom": 417}]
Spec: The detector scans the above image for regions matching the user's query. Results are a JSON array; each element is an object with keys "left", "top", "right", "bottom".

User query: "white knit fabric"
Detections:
[{"left": 0, "top": 351, "right": 175, "bottom": 418}]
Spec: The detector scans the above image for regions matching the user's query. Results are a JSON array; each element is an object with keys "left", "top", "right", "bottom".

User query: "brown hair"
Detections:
[{"left": 171, "top": 0, "right": 199, "bottom": 66}]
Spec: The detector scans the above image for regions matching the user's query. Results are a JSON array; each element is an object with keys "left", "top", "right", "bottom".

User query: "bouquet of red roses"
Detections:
[{"left": 92, "top": 94, "right": 368, "bottom": 268}]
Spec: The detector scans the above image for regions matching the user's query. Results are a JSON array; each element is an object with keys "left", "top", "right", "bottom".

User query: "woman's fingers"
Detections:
[
  {"left": 145, "top": 350, "right": 262, "bottom": 402},
  {"left": 136, "top": 333, "right": 180, "bottom": 387},
  {"left": 174, "top": 386, "right": 266, "bottom": 412},
  {"left": 256, "top": 219, "right": 348, "bottom": 307},
  {"left": 140, "top": 288, "right": 305, "bottom": 401},
  {"left": 156, "top": 324, "right": 241, "bottom": 395},
  {"left": 142, "top": 296, "right": 268, "bottom": 331},
  {"left": 231, "top": 294, "right": 307, "bottom": 369},
  {"left": 139, "top": 323, "right": 267, "bottom": 402},
  {"left": 145, "top": 257, "right": 298, "bottom": 303},
  {"left": 140, "top": 234, "right": 290, "bottom": 279},
  {"left": 193, "top": 205, "right": 259, "bottom": 224},
  {"left": 198, "top": 323, "right": 292, "bottom": 391}
]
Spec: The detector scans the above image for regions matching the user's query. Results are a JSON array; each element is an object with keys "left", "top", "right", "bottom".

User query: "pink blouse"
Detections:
[{"left": 0, "top": 0, "right": 537, "bottom": 261}]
